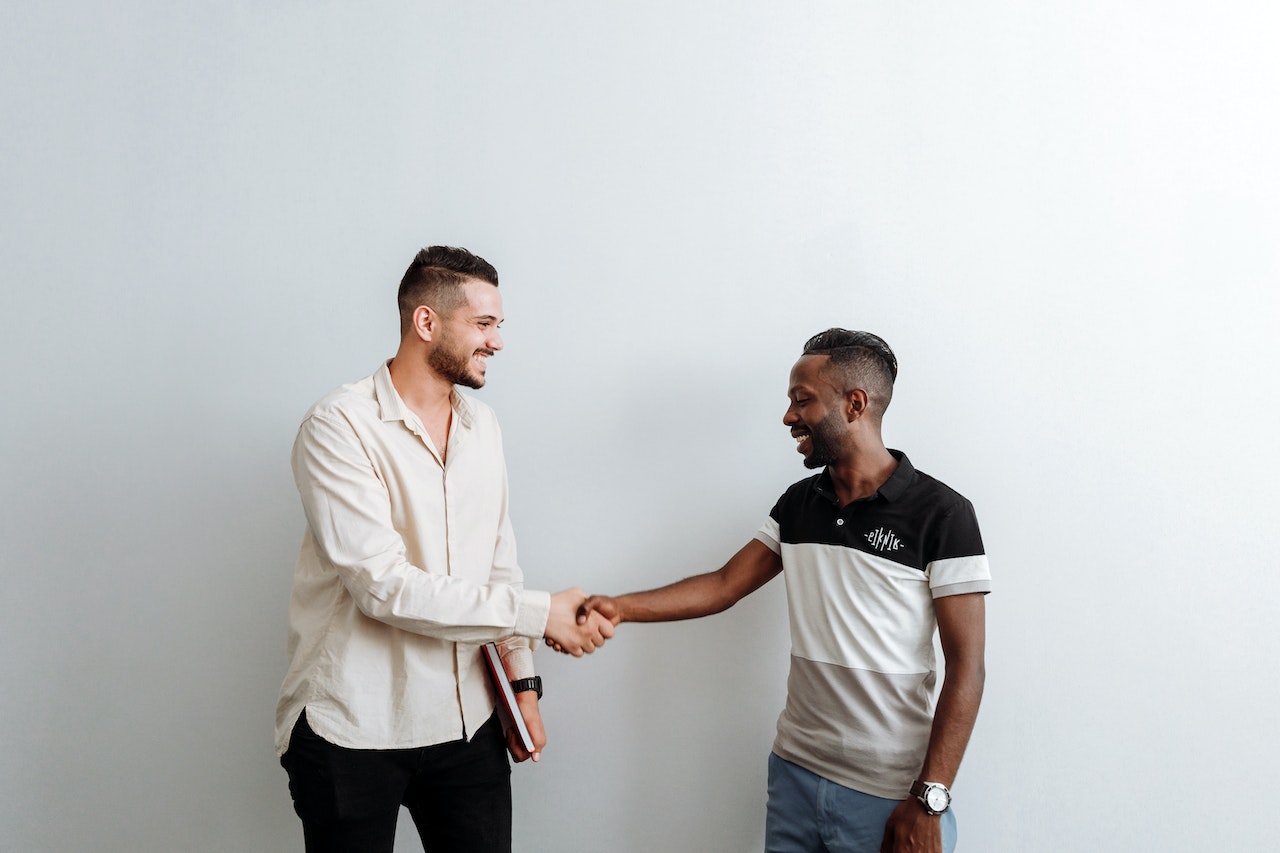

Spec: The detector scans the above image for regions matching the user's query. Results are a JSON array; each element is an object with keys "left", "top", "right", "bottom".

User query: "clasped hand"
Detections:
[
  {"left": 543, "top": 588, "right": 615, "bottom": 656},
  {"left": 544, "top": 594, "right": 621, "bottom": 655}
]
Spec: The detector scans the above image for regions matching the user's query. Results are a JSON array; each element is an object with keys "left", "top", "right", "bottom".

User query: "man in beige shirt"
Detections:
[{"left": 277, "top": 245, "right": 611, "bottom": 853}]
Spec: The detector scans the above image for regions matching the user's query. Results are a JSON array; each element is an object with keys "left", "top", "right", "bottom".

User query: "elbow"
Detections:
[
  {"left": 961, "top": 658, "right": 986, "bottom": 700},
  {"left": 703, "top": 576, "right": 744, "bottom": 617},
  {"left": 969, "top": 655, "right": 986, "bottom": 684},
  {"left": 348, "top": 584, "right": 397, "bottom": 624},
  {"left": 338, "top": 565, "right": 411, "bottom": 626},
  {"left": 944, "top": 653, "right": 985, "bottom": 698}
]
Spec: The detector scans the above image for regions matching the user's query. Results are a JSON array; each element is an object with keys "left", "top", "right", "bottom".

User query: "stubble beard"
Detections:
[
  {"left": 428, "top": 343, "right": 486, "bottom": 389},
  {"left": 802, "top": 411, "right": 845, "bottom": 469}
]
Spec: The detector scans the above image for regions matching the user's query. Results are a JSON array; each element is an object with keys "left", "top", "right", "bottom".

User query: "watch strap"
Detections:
[
  {"left": 909, "top": 779, "right": 951, "bottom": 815},
  {"left": 509, "top": 676, "right": 543, "bottom": 699}
]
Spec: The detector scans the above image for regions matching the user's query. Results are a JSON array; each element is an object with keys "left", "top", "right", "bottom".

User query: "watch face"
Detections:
[{"left": 925, "top": 786, "right": 950, "bottom": 812}]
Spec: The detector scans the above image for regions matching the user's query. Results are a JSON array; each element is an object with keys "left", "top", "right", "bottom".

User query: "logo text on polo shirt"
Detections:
[{"left": 865, "top": 527, "right": 904, "bottom": 553}]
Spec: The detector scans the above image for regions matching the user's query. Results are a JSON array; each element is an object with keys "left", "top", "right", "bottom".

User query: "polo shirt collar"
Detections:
[
  {"left": 813, "top": 449, "right": 916, "bottom": 504},
  {"left": 373, "top": 360, "right": 475, "bottom": 430},
  {"left": 877, "top": 450, "right": 915, "bottom": 502}
]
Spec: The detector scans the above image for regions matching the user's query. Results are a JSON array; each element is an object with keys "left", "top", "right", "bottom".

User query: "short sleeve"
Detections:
[
  {"left": 926, "top": 498, "right": 992, "bottom": 598},
  {"left": 753, "top": 493, "right": 785, "bottom": 554}
]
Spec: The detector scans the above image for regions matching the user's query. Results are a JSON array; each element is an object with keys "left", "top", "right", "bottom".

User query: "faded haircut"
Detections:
[
  {"left": 397, "top": 245, "right": 499, "bottom": 335},
  {"left": 802, "top": 328, "right": 898, "bottom": 417}
]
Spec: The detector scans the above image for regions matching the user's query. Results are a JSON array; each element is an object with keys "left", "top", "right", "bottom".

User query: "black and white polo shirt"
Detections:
[{"left": 753, "top": 450, "right": 991, "bottom": 799}]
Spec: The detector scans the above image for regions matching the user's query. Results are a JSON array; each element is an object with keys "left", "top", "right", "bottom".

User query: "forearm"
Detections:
[
  {"left": 571, "top": 540, "right": 781, "bottom": 639},
  {"left": 614, "top": 569, "right": 745, "bottom": 623},
  {"left": 915, "top": 591, "right": 987, "bottom": 789},
  {"left": 917, "top": 657, "right": 985, "bottom": 787},
  {"left": 497, "top": 634, "right": 537, "bottom": 680},
  {"left": 884, "top": 591, "right": 986, "bottom": 852},
  {"left": 334, "top": 550, "right": 550, "bottom": 643}
]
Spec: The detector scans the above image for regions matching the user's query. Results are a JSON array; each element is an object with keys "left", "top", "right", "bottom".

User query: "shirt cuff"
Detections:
[
  {"left": 514, "top": 589, "right": 551, "bottom": 641},
  {"left": 498, "top": 640, "right": 537, "bottom": 680}
]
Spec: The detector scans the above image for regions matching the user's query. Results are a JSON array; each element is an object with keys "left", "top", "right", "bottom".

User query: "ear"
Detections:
[
  {"left": 410, "top": 305, "right": 438, "bottom": 342},
  {"left": 845, "top": 388, "right": 869, "bottom": 422}
]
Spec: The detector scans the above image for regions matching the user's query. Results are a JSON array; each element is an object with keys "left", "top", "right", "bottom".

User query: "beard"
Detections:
[
  {"left": 428, "top": 339, "right": 488, "bottom": 389},
  {"left": 802, "top": 410, "right": 845, "bottom": 469}
]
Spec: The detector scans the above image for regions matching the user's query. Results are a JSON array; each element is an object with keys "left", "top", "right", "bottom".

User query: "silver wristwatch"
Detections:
[{"left": 908, "top": 779, "right": 951, "bottom": 815}]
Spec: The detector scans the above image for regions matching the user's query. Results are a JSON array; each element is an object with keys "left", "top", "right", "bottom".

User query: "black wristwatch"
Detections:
[
  {"left": 510, "top": 677, "right": 543, "bottom": 700},
  {"left": 909, "top": 779, "right": 951, "bottom": 815}
]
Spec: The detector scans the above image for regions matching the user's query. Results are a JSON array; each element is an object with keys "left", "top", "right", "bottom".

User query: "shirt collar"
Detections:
[
  {"left": 373, "top": 360, "right": 475, "bottom": 430},
  {"left": 877, "top": 449, "right": 915, "bottom": 502},
  {"left": 812, "top": 449, "right": 916, "bottom": 505}
]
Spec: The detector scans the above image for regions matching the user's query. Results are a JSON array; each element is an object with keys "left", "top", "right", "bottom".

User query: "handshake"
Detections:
[{"left": 542, "top": 588, "right": 620, "bottom": 656}]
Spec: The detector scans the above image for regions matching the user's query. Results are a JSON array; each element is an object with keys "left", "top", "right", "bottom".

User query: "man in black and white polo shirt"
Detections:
[{"left": 571, "top": 329, "right": 990, "bottom": 853}]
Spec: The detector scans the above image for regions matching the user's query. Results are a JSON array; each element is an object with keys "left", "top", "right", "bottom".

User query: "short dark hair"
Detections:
[
  {"left": 397, "top": 246, "right": 499, "bottom": 335},
  {"left": 802, "top": 328, "right": 897, "bottom": 417}
]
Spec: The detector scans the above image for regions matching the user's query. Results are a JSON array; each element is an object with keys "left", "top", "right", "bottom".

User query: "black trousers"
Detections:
[{"left": 281, "top": 711, "right": 512, "bottom": 853}]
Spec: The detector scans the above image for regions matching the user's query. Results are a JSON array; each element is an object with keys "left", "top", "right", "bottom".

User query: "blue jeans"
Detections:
[{"left": 766, "top": 753, "right": 957, "bottom": 853}]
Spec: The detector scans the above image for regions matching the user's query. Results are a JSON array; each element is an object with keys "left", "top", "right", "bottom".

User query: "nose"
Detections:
[
  {"left": 489, "top": 329, "right": 504, "bottom": 352},
  {"left": 783, "top": 404, "right": 799, "bottom": 427}
]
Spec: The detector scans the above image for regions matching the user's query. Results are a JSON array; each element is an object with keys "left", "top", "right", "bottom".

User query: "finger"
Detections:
[{"left": 506, "top": 729, "right": 529, "bottom": 763}]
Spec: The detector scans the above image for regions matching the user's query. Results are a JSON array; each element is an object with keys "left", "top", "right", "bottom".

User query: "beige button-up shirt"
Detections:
[{"left": 275, "top": 362, "right": 551, "bottom": 755}]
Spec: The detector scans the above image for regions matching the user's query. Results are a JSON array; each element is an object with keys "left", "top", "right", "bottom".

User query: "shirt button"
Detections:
[{"left": 835, "top": 518, "right": 845, "bottom": 526}]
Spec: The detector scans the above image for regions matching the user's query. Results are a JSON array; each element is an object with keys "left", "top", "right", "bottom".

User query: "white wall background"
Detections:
[{"left": 3, "top": 3, "right": 1277, "bottom": 851}]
